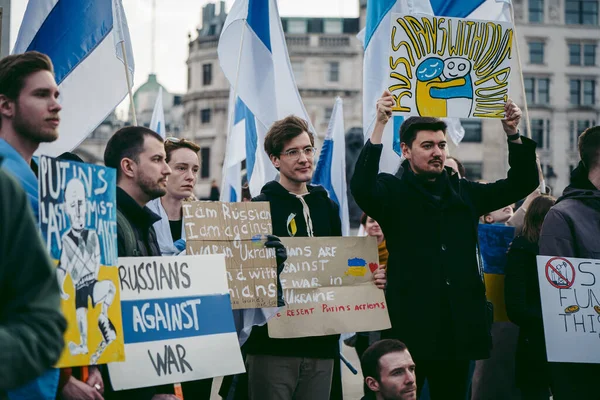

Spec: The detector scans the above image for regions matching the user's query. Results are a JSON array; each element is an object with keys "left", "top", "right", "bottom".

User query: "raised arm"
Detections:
[
  {"left": 463, "top": 100, "right": 539, "bottom": 216},
  {"left": 350, "top": 91, "right": 395, "bottom": 221}
]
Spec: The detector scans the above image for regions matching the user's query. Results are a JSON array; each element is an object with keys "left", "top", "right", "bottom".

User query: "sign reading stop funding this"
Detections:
[
  {"left": 108, "top": 255, "right": 245, "bottom": 391},
  {"left": 389, "top": 14, "right": 514, "bottom": 119},
  {"left": 537, "top": 256, "right": 600, "bottom": 363},
  {"left": 268, "top": 237, "right": 391, "bottom": 338},
  {"left": 184, "top": 201, "right": 278, "bottom": 309}
]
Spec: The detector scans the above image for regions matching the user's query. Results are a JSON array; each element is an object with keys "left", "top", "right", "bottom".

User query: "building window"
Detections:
[
  {"left": 324, "top": 107, "right": 333, "bottom": 121},
  {"left": 328, "top": 61, "right": 340, "bottom": 82},
  {"left": 463, "top": 162, "right": 483, "bottom": 180},
  {"left": 529, "top": 0, "right": 544, "bottom": 22},
  {"left": 288, "top": 19, "right": 307, "bottom": 34},
  {"left": 569, "top": 42, "right": 598, "bottom": 65},
  {"left": 324, "top": 19, "right": 343, "bottom": 34},
  {"left": 187, "top": 67, "right": 192, "bottom": 89},
  {"left": 291, "top": 61, "right": 304, "bottom": 82},
  {"left": 202, "top": 64, "right": 212, "bottom": 86},
  {"left": 571, "top": 79, "right": 597, "bottom": 105},
  {"left": 525, "top": 77, "right": 550, "bottom": 105},
  {"left": 200, "top": 148, "right": 210, "bottom": 179},
  {"left": 570, "top": 119, "right": 596, "bottom": 150},
  {"left": 566, "top": 0, "right": 599, "bottom": 25},
  {"left": 528, "top": 119, "right": 551, "bottom": 149},
  {"left": 529, "top": 41, "right": 545, "bottom": 64},
  {"left": 460, "top": 119, "right": 482, "bottom": 142},
  {"left": 584, "top": 79, "right": 596, "bottom": 105},
  {"left": 584, "top": 44, "right": 597, "bottom": 65},
  {"left": 200, "top": 108, "right": 211, "bottom": 124}
]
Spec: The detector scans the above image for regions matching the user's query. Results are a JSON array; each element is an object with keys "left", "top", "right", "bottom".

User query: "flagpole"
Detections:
[
  {"left": 509, "top": 2, "right": 546, "bottom": 192},
  {"left": 121, "top": 41, "right": 138, "bottom": 126},
  {"left": 219, "top": 25, "right": 248, "bottom": 200}
]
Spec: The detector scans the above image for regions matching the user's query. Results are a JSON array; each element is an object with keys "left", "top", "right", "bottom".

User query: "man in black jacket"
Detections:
[
  {"left": 244, "top": 116, "right": 342, "bottom": 400},
  {"left": 351, "top": 91, "right": 539, "bottom": 399},
  {"left": 103, "top": 126, "right": 178, "bottom": 400}
]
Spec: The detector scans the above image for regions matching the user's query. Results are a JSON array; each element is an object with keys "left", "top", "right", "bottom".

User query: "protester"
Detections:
[
  {"left": 102, "top": 126, "right": 178, "bottom": 400},
  {"left": 539, "top": 125, "right": 600, "bottom": 399},
  {"left": 147, "top": 137, "right": 201, "bottom": 256},
  {"left": 505, "top": 195, "right": 556, "bottom": 400},
  {"left": 0, "top": 167, "right": 66, "bottom": 395},
  {"left": 444, "top": 156, "right": 465, "bottom": 179},
  {"left": 351, "top": 90, "right": 539, "bottom": 399},
  {"left": 0, "top": 51, "right": 78, "bottom": 399},
  {"left": 506, "top": 188, "right": 542, "bottom": 232},
  {"left": 360, "top": 339, "right": 417, "bottom": 400},
  {"left": 243, "top": 115, "right": 342, "bottom": 400},
  {"left": 482, "top": 205, "right": 514, "bottom": 224}
]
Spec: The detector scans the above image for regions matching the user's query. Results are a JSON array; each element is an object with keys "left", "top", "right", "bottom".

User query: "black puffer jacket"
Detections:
[
  {"left": 244, "top": 181, "right": 342, "bottom": 359},
  {"left": 351, "top": 138, "right": 539, "bottom": 361}
]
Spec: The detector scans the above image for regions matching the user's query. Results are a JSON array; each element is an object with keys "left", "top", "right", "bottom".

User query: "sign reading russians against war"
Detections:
[
  {"left": 108, "top": 255, "right": 244, "bottom": 391},
  {"left": 389, "top": 14, "right": 514, "bottom": 119},
  {"left": 38, "top": 155, "right": 124, "bottom": 368},
  {"left": 537, "top": 256, "right": 600, "bottom": 363},
  {"left": 184, "top": 201, "right": 278, "bottom": 309},
  {"left": 268, "top": 237, "right": 391, "bottom": 338}
]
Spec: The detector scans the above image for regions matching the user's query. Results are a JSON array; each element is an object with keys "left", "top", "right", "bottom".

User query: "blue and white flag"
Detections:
[
  {"left": 107, "top": 254, "right": 245, "bottom": 390},
  {"left": 313, "top": 97, "right": 350, "bottom": 236},
  {"left": 14, "top": 0, "right": 134, "bottom": 157},
  {"left": 149, "top": 87, "right": 166, "bottom": 138},
  {"left": 361, "top": 0, "right": 511, "bottom": 172},
  {"left": 218, "top": 0, "right": 315, "bottom": 197}
]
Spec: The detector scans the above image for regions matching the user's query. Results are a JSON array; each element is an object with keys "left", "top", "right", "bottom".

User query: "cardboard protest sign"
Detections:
[
  {"left": 184, "top": 201, "right": 278, "bottom": 309},
  {"left": 389, "top": 14, "right": 514, "bottom": 119},
  {"left": 38, "top": 155, "right": 124, "bottom": 367},
  {"left": 108, "top": 255, "right": 245, "bottom": 390},
  {"left": 536, "top": 256, "right": 600, "bottom": 363},
  {"left": 267, "top": 237, "right": 391, "bottom": 338}
]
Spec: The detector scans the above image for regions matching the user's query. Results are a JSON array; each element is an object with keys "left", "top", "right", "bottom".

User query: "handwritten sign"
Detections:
[
  {"left": 38, "top": 156, "right": 124, "bottom": 368},
  {"left": 267, "top": 237, "right": 391, "bottom": 338},
  {"left": 389, "top": 14, "right": 514, "bottom": 119},
  {"left": 108, "top": 255, "right": 245, "bottom": 390},
  {"left": 184, "top": 201, "right": 278, "bottom": 309},
  {"left": 537, "top": 256, "right": 600, "bottom": 363}
]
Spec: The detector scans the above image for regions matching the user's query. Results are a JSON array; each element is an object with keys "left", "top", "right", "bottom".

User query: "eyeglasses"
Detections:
[{"left": 281, "top": 146, "right": 317, "bottom": 160}]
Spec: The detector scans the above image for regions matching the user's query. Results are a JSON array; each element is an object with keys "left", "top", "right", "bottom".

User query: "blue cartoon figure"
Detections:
[
  {"left": 430, "top": 57, "right": 474, "bottom": 118},
  {"left": 416, "top": 57, "right": 473, "bottom": 117}
]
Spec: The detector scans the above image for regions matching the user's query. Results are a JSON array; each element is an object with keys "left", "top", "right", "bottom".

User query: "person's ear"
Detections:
[
  {"left": 120, "top": 157, "right": 137, "bottom": 179},
  {"left": 401, "top": 142, "right": 411, "bottom": 160},
  {"left": 0, "top": 94, "right": 15, "bottom": 119},
  {"left": 484, "top": 215, "right": 494, "bottom": 224},
  {"left": 365, "top": 376, "right": 380, "bottom": 392},
  {"left": 270, "top": 154, "right": 281, "bottom": 169}
]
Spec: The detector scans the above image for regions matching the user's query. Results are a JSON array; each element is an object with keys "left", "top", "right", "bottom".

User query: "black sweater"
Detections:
[{"left": 244, "top": 181, "right": 342, "bottom": 358}]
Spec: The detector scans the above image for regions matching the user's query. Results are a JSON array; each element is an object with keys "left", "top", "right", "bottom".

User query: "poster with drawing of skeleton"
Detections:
[{"left": 38, "top": 155, "right": 124, "bottom": 368}]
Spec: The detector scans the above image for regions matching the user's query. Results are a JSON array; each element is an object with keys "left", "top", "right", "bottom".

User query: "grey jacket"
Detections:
[{"left": 539, "top": 161, "right": 600, "bottom": 258}]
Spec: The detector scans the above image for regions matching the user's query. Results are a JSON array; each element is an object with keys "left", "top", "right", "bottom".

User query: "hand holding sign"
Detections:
[{"left": 501, "top": 99, "right": 522, "bottom": 136}]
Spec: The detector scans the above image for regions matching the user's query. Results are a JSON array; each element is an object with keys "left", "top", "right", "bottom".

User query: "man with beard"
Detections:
[
  {"left": 102, "top": 126, "right": 176, "bottom": 400},
  {"left": 0, "top": 51, "right": 71, "bottom": 400},
  {"left": 351, "top": 91, "right": 539, "bottom": 399},
  {"left": 360, "top": 340, "right": 417, "bottom": 400}
]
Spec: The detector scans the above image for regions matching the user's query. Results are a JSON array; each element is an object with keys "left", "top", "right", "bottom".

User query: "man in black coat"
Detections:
[{"left": 351, "top": 90, "right": 539, "bottom": 399}]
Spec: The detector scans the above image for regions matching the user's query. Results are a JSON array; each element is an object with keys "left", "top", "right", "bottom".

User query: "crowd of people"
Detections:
[{"left": 1, "top": 50, "right": 599, "bottom": 400}]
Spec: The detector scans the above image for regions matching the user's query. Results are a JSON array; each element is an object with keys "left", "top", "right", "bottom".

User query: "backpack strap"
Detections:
[{"left": 117, "top": 209, "right": 139, "bottom": 256}]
